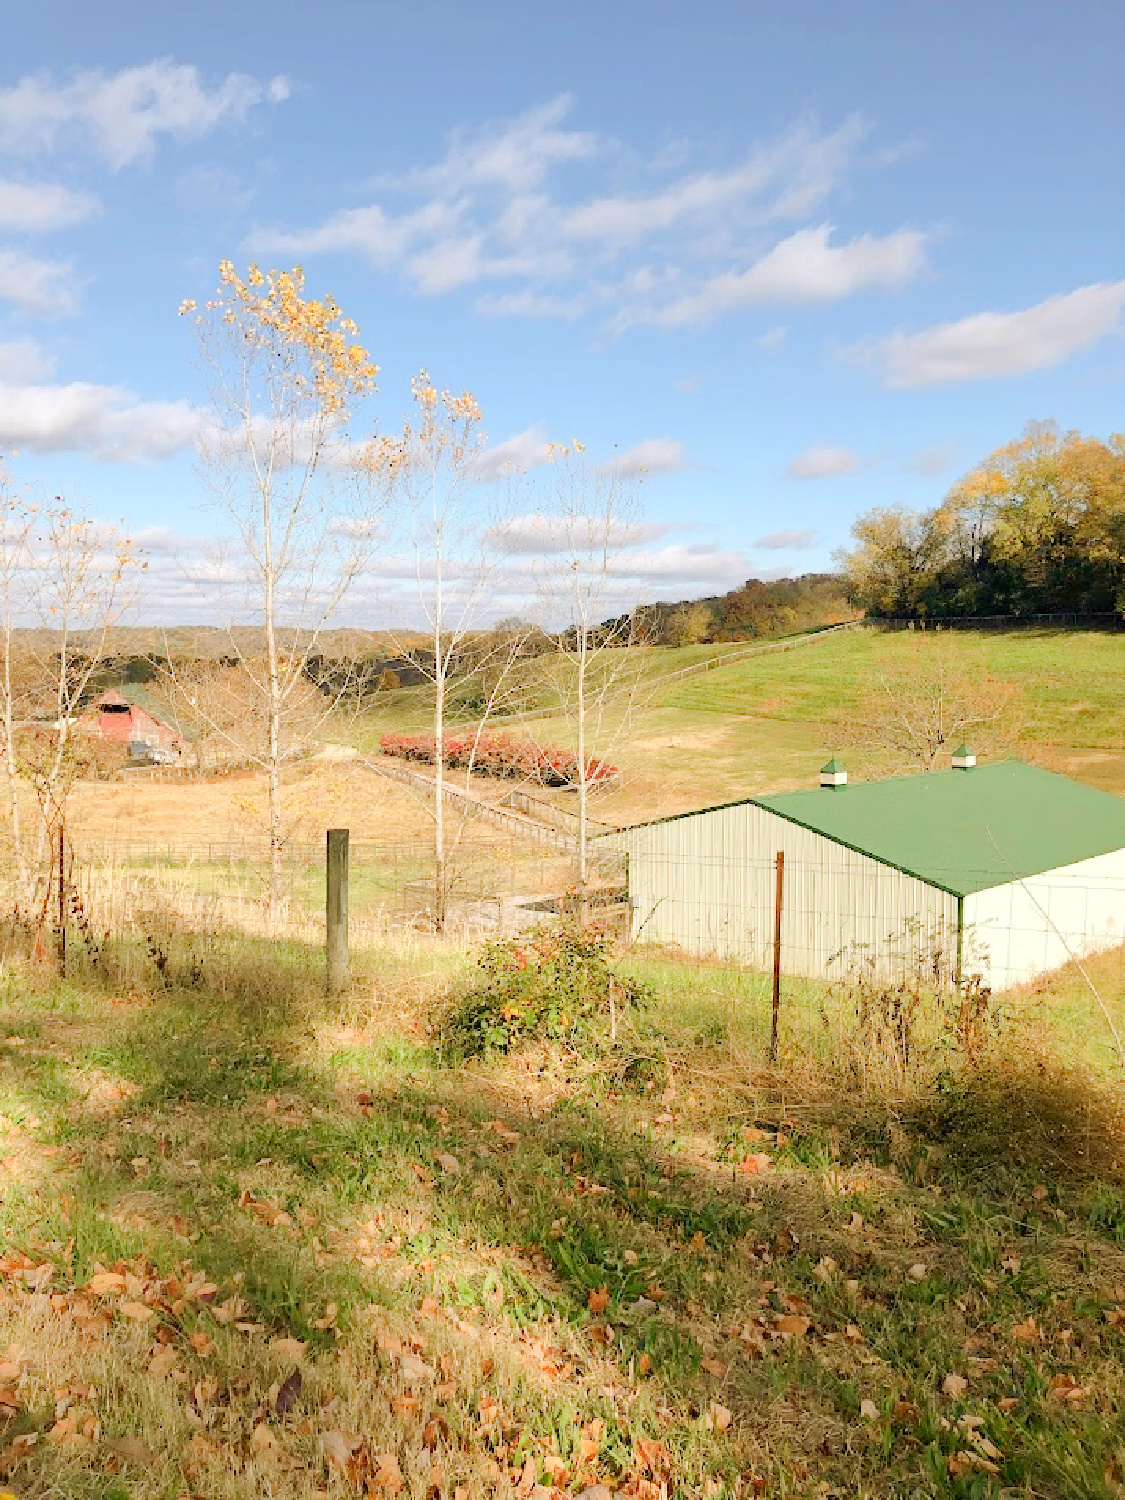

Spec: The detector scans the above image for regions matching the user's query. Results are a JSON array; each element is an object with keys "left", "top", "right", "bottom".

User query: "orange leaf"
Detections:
[{"left": 587, "top": 1286, "right": 610, "bottom": 1315}]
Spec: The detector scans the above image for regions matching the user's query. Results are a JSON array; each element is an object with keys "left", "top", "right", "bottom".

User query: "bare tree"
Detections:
[
  {"left": 20, "top": 503, "right": 142, "bottom": 862},
  {"left": 181, "top": 263, "right": 386, "bottom": 926},
  {"left": 534, "top": 451, "right": 651, "bottom": 916},
  {"left": 373, "top": 372, "right": 528, "bottom": 927},
  {"left": 839, "top": 637, "right": 1023, "bottom": 771},
  {"left": 0, "top": 458, "right": 35, "bottom": 903}
]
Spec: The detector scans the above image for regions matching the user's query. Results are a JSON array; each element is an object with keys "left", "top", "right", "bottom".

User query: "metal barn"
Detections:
[{"left": 603, "top": 761, "right": 1125, "bottom": 989}]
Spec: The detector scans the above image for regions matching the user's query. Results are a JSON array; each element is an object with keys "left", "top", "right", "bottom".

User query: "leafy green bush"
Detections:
[{"left": 439, "top": 923, "right": 647, "bottom": 1059}]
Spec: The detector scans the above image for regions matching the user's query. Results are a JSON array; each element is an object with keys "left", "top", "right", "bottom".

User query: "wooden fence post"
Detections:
[
  {"left": 326, "top": 829, "right": 349, "bottom": 996},
  {"left": 769, "top": 850, "right": 784, "bottom": 1063}
]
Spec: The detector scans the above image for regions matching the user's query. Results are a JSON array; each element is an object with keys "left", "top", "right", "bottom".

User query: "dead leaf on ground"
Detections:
[
  {"left": 275, "top": 1368, "right": 302, "bottom": 1413},
  {"left": 942, "top": 1373, "right": 969, "bottom": 1399},
  {"left": 587, "top": 1286, "right": 609, "bottom": 1315},
  {"left": 105, "top": 1435, "right": 156, "bottom": 1466}
]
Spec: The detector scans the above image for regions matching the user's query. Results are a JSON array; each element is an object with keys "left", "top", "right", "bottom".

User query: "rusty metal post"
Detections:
[
  {"left": 769, "top": 850, "right": 784, "bottom": 1062},
  {"left": 326, "top": 828, "right": 349, "bottom": 996},
  {"left": 57, "top": 824, "right": 66, "bottom": 977}
]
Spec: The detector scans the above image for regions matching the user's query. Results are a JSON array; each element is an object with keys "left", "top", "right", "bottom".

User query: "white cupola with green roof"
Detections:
[
  {"left": 819, "top": 757, "right": 848, "bottom": 788},
  {"left": 602, "top": 760, "right": 1125, "bottom": 991}
]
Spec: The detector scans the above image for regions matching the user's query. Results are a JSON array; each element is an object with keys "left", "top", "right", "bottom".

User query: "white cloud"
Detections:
[
  {"left": 0, "top": 61, "right": 290, "bottom": 170},
  {"left": 786, "top": 445, "right": 861, "bottom": 479},
  {"left": 857, "top": 281, "right": 1125, "bottom": 388},
  {"left": 0, "top": 179, "right": 99, "bottom": 230},
  {"left": 0, "top": 338, "right": 53, "bottom": 382},
  {"left": 609, "top": 542, "right": 749, "bottom": 587},
  {"left": 755, "top": 326, "right": 788, "bottom": 352},
  {"left": 635, "top": 225, "right": 929, "bottom": 329},
  {"left": 249, "top": 101, "right": 918, "bottom": 334},
  {"left": 485, "top": 512, "right": 674, "bottom": 555},
  {"left": 0, "top": 379, "right": 202, "bottom": 460},
  {"left": 0, "top": 248, "right": 76, "bottom": 315},
  {"left": 610, "top": 438, "right": 688, "bottom": 477},
  {"left": 755, "top": 528, "right": 821, "bottom": 550},
  {"left": 472, "top": 426, "right": 555, "bottom": 481}
]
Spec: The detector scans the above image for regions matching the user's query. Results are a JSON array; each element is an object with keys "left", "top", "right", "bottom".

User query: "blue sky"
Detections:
[{"left": 1, "top": 0, "right": 1122, "bottom": 621}]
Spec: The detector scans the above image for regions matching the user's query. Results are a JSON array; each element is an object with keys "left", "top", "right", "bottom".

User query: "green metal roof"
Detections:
[{"left": 752, "top": 761, "right": 1125, "bottom": 896}]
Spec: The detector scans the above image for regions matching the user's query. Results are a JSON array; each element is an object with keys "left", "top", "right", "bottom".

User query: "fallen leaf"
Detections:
[
  {"left": 774, "top": 1315, "right": 810, "bottom": 1337},
  {"left": 118, "top": 1300, "right": 154, "bottom": 1322},
  {"left": 86, "top": 1272, "right": 125, "bottom": 1296},
  {"left": 400, "top": 1352, "right": 436, "bottom": 1382},
  {"left": 271, "top": 1336, "right": 306, "bottom": 1359},
  {"left": 1010, "top": 1317, "right": 1039, "bottom": 1344},
  {"left": 635, "top": 1438, "right": 672, "bottom": 1479},
  {"left": 942, "top": 1373, "right": 969, "bottom": 1399},
  {"left": 711, "top": 1401, "right": 732, "bottom": 1433},
  {"left": 251, "top": 1423, "right": 282, "bottom": 1459},
  {"left": 907, "top": 1263, "right": 928, "bottom": 1281},
  {"left": 275, "top": 1368, "right": 302, "bottom": 1414},
  {"left": 148, "top": 1345, "right": 178, "bottom": 1378},
  {"left": 860, "top": 1398, "right": 879, "bottom": 1420},
  {"left": 105, "top": 1436, "right": 155, "bottom": 1467},
  {"left": 738, "top": 1153, "right": 772, "bottom": 1175},
  {"left": 434, "top": 1153, "right": 460, "bottom": 1175},
  {"left": 323, "top": 1429, "right": 365, "bottom": 1476},
  {"left": 587, "top": 1286, "right": 609, "bottom": 1315},
  {"left": 701, "top": 1356, "right": 727, "bottom": 1377}
]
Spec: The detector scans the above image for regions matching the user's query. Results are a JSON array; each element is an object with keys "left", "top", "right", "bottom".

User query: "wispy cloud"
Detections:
[
  {"left": 249, "top": 101, "right": 922, "bottom": 333},
  {"left": 0, "top": 179, "right": 99, "bottom": 231},
  {"left": 0, "top": 248, "right": 77, "bottom": 315},
  {"left": 0, "top": 378, "right": 202, "bottom": 459},
  {"left": 0, "top": 61, "right": 290, "bottom": 170},
  {"left": 611, "top": 438, "right": 688, "bottom": 477},
  {"left": 786, "top": 445, "right": 861, "bottom": 479},
  {"left": 484, "top": 511, "right": 674, "bottom": 555},
  {"left": 755, "top": 528, "right": 820, "bottom": 550},
  {"left": 851, "top": 281, "right": 1125, "bottom": 388},
  {"left": 626, "top": 225, "right": 928, "bottom": 331},
  {"left": 471, "top": 426, "right": 555, "bottom": 481}
]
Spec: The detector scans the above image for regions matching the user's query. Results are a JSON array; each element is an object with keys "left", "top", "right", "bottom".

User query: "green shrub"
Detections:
[{"left": 439, "top": 922, "right": 647, "bottom": 1059}]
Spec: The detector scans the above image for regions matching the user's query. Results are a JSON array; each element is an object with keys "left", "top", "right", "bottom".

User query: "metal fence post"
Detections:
[
  {"left": 326, "top": 828, "right": 349, "bottom": 996},
  {"left": 769, "top": 850, "right": 784, "bottom": 1062},
  {"left": 57, "top": 824, "right": 66, "bottom": 978}
]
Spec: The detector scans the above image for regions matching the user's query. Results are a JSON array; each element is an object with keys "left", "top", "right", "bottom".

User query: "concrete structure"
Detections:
[{"left": 603, "top": 761, "right": 1125, "bottom": 990}]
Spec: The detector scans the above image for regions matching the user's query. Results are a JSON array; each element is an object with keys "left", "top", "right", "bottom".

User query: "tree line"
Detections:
[{"left": 840, "top": 422, "right": 1125, "bottom": 619}]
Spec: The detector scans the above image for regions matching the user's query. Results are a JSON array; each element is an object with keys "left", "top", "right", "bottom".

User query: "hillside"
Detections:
[{"left": 353, "top": 626, "right": 1125, "bottom": 826}]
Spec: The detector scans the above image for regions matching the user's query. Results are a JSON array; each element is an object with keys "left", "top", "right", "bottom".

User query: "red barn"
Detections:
[{"left": 93, "top": 689, "right": 188, "bottom": 760}]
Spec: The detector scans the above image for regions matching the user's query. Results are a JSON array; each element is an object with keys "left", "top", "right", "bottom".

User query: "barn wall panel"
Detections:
[
  {"left": 611, "top": 804, "right": 958, "bottom": 981},
  {"left": 963, "top": 848, "right": 1125, "bottom": 988}
]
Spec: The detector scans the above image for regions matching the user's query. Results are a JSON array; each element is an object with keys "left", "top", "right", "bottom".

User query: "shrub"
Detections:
[
  {"left": 380, "top": 730, "right": 617, "bottom": 788},
  {"left": 439, "top": 922, "right": 646, "bottom": 1059}
]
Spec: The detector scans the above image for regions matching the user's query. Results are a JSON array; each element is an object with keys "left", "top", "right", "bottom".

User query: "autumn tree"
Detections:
[
  {"left": 181, "top": 263, "right": 383, "bottom": 927},
  {"left": 840, "top": 422, "right": 1125, "bottom": 619}
]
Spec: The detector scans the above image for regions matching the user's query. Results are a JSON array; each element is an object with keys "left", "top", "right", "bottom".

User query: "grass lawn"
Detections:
[
  {"left": 345, "top": 627, "right": 1125, "bottom": 827},
  {"left": 1, "top": 932, "right": 1124, "bottom": 1499}
]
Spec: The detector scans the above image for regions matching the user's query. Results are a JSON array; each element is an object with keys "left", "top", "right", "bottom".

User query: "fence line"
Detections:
[
  {"left": 362, "top": 755, "right": 579, "bottom": 851},
  {"left": 868, "top": 611, "right": 1124, "bottom": 632}
]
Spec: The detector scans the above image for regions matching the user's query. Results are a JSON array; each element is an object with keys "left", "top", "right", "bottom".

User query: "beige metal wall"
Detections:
[
  {"left": 963, "top": 847, "right": 1125, "bottom": 989},
  {"left": 607, "top": 802, "right": 959, "bottom": 981}
]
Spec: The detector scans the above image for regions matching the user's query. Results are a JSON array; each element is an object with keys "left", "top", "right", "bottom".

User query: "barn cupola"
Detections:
[
  {"left": 819, "top": 757, "right": 848, "bottom": 789},
  {"left": 951, "top": 743, "right": 977, "bottom": 770}
]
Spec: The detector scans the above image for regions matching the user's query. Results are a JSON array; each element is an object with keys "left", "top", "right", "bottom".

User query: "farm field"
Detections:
[
  {"left": 361, "top": 627, "right": 1125, "bottom": 827},
  {"left": 0, "top": 931, "right": 1124, "bottom": 1499}
]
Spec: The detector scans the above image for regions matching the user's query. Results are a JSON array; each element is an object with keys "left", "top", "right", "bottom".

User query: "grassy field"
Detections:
[
  {"left": 357, "top": 627, "right": 1125, "bottom": 825},
  {"left": 0, "top": 929, "right": 1124, "bottom": 1500}
]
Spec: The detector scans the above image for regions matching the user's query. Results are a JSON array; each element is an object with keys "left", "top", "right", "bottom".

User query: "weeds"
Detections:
[{"left": 438, "top": 922, "right": 647, "bottom": 1059}]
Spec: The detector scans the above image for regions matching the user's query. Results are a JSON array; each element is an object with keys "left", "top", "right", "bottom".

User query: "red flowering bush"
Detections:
[{"left": 379, "top": 730, "right": 616, "bottom": 787}]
